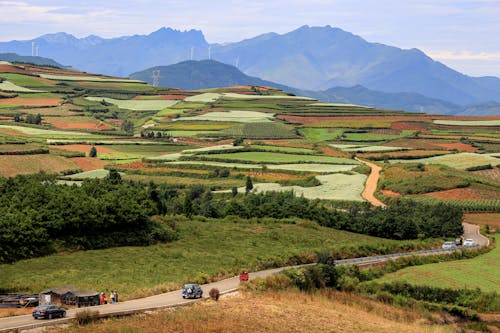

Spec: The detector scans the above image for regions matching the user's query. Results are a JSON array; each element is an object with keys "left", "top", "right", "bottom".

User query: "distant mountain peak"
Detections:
[{"left": 38, "top": 32, "right": 78, "bottom": 43}]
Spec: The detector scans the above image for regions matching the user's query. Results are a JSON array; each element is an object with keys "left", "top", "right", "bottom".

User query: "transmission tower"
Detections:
[
  {"left": 36, "top": 45, "right": 39, "bottom": 57},
  {"left": 152, "top": 69, "right": 161, "bottom": 87},
  {"left": 31, "top": 42, "right": 35, "bottom": 56},
  {"left": 208, "top": 46, "right": 211, "bottom": 60}
]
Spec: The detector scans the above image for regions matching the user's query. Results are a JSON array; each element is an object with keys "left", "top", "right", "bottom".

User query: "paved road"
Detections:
[{"left": 0, "top": 228, "right": 489, "bottom": 333}]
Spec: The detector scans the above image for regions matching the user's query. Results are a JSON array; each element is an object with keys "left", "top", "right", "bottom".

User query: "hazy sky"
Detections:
[{"left": 1, "top": 0, "right": 499, "bottom": 77}]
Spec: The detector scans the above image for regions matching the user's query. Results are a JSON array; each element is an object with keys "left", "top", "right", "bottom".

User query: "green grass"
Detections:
[
  {"left": 376, "top": 235, "right": 500, "bottom": 292},
  {"left": 107, "top": 144, "right": 188, "bottom": 156},
  {"left": 299, "top": 128, "right": 344, "bottom": 142},
  {"left": 0, "top": 73, "right": 54, "bottom": 87},
  {"left": 63, "top": 169, "right": 110, "bottom": 179},
  {"left": 216, "top": 122, "right": 297, "bottom": 139},
  {"left": 0, "top": 219, "right": 420, "bottom": 297},
  {"left": 195, "top": 151, "right": 357, "bottom": 164},
  {"left": 155, "top": 108, "right": 185, "bottom": 116}
]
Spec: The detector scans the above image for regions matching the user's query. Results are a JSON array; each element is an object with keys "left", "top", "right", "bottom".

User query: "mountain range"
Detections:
[
  {"left": 132, "top": 60, "right": 500, "bottom": 115},
  {"left": 0, "top": 52, "right": 64, "bottom": 68},
  {"left": 1, "top": 25, "right": 500, "bottom": 113}
]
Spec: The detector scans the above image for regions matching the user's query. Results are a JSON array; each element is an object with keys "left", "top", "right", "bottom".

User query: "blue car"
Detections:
[
  {"left": 182, "top": 283, "right": 203, "bottom": 299},
  {"left": 32, "top": 305, "right": 66, "bottom": 319}
]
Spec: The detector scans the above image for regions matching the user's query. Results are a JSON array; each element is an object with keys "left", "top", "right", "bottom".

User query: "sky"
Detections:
[{"left": 1, "top": 0, "right": 499, "bottom": 77}]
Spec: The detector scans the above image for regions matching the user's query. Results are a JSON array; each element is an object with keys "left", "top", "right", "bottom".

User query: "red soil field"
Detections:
[
  {"left": 391, "top": 122, "right": 429, "bottom": 131},
  {"left": 71, "top": 157, "right": 109, "bottom": 171},
  {"left": 49, "top": 121, "right": 112, "bottom": 130},
  {"left": 0, "top": 64, "right": 32, "bottom": 75},
  {"left": 423, "top": 187, "right": 500, "bottom": 200},
  {"left": 49, "top": 144, "right": 116, "bottom": 154},
  {"left": 432, "top": 142, "right": 478, "bottom": 152},
  {"left": 118, "top": 161, "right": 149, "bottom": 169},
  {"left": 0, "top": 97, "right": 60, "bottom": 107},
  {"left": 358, "top": 150, "right": 449, "bottom": 159},
  {"left": 321, "top": 146, "right": 349, "bottom": 157}
]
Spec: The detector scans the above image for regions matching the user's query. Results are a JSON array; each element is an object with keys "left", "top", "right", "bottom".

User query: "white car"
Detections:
[
  {"left": 442, "top": 241, "right": 457, "bottom": 250},
  {"left": 463, "top": 239, "right": 476, "bottom": 248}
]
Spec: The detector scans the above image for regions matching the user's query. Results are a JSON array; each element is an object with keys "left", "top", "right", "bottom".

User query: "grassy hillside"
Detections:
[
  {"left": 375, "top": 235, "right": 499, "bottom": 292},
  {"left": 47, "top": 291, "right": 450, "bottom": 333}
]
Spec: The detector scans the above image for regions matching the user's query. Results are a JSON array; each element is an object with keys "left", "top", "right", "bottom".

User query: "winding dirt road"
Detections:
[{"left": 355, "top": 157, "right": 386, "bottom": 207}]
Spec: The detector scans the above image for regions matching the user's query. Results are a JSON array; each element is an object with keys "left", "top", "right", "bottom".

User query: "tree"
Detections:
[
  {"left": 233, "top": 138, "right": 244, "bottom": 146},
  {"left": 89, "top": 146, "right": 97, "bottom": 158},
  {"left": 121, "top": 119, "right": 134, "bottom": 135},
  {"left": 245, "top": 176, "right": 253, "bottom": 194},
  {"left": 34, "top": 113, "right": 42, "bottom": 125},
  {"left": 106, "top": 169, "right": 122, "bottom": 184},
  {"left": 231, "top": 187, "right": 238, "bottom": 197}
]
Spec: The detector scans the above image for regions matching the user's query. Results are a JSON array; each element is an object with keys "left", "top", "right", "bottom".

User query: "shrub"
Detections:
[
  {"left": 209, "top": 288, "right": 220, "bottom": 301},
  {"left": 75, "top": 309, "right": 100, "bottom": 325}
]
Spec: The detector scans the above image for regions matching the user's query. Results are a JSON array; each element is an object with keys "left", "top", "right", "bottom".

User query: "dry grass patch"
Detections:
[
  {"left": 47, "top": 291, "right": 448, "bottom": 333},
  {"left": 71, "top": 157, "right": 109, "bottom": 172},
  {"left": 464, "top": 213, "right": 500, "bottom": 230},
  {"left": 0, "top": 154, "right": 79, "bottom": 177}
]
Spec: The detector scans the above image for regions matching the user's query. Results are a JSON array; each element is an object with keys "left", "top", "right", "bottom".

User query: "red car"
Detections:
[{"left": 239, "top": 271, "right": 249, "bottom": 281}]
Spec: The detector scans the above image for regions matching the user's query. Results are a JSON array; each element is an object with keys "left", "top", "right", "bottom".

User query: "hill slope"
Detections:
[
  {"left": 130, "top": 60, "right": 292, "bottom": 91},
  {"left": 0, "top": 52, "right": 64, "bottom": 68}
]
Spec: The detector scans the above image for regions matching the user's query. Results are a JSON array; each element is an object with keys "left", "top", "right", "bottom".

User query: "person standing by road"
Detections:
[
  {"left": 110, "top": 291, "right": 115, "bottom": 304},
  {"left": 114, "top": 290, "right": 119, "bottom": 303}
]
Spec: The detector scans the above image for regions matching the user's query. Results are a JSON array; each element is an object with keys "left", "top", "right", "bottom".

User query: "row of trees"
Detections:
[{"left": 0, "top": 174, "right": 177, "bottom": 263}]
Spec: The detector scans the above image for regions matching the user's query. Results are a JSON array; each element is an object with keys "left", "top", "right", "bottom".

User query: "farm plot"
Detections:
[
  {"left": 390, "top": 153, "right": 500, "bottom": 170},
  {"left": 71, "top": 157, "right": 108, "bottom": 172},
  {"left": 0, "top": 97, "right": 60, "bottom": 107},
  {"left": 343, "top": 130, "right": 414, "bottom": 142},
  {"left": 0, "top": 154, "right": 79, "bottom": 177},
  {"left": 38, "top": 73, "right": 144, "bottom": 83},
  {"left": 194, "top": 151, "right": 357, "bottom": 164},
  {"left": 222, "top": 93, "right": 314, "bottom": 100},
  {"left": 0, "top": 73, "right": 54, "bottom": 87},
  {"left": 250, "top": 144, "right": 316, "bottom": 154},
  {"left": 0, "top": 125, "right": 91, "bottom": 136},
  {"left": 422, "top": 186, "right": 500, "bottom": 200},
  {"left": 44, "top": 116, "right": 112, "bottom": 130},
  {"left": 0, "top": 143, "right": 46, "bottom": 154},
  {"left": 300, "top": 128, "right": 343, "bottom": 142},
  {"left": 341, "top": 146, "right": 409, "bottom": 153},
  {"left": 433, "top": 119, "right": 500, "bottom": 126},
  {"left": 242, "top": 173, "right": 367, "bottom": 201},
  {"left": 184, "top": 93, "right": 221, "bottom": 103},
  {"left": 376, "top": 235, "right": 500, "bottom": 292},
  {"left": 146, "top": 144, "right": 243, "bottom": 161},
  {"left": 215, "top": 123, "right": 298, "bottom": 139},
  {"left": 85, "top": 97, "right": 177, "bottom": 111},
  {"left": 0, "top": 80, "right": 41, "bottom": 92},
  {"left": 177, "top": 110, "right": 274, "bottom": 123},
  {"left": 62, "top": 169, "right": 111, "bottom": 180}
]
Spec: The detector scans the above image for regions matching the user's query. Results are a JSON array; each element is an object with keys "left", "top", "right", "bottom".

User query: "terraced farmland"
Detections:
[
  {"left": 178, "top": 110, "right": 274, "bottom": 122},
  {"left": 85, "top": 97, "right": 177, "bottom": 110},
  {"left": 193, "top": 151, "right": 357, "bottom": 164}
]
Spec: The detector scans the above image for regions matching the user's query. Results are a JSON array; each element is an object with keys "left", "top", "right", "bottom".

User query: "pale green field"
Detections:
[
  {"left": 197, "top": 151, "right": 357, "bottom": 164},
  {"left": 184, "top": 93, "right": 221, "bottom": 102},
  {"left": 307, "top": 102, "right": 370, "bottom": 108},
  {"left": 85, "top": 97, "right": 177, "bottom": 111},
  {"left": 390, "top": 152, "right": 500, "bottom": 169},
  {"left": 0, "top": 80, "right": 42, "bottom": 92},
  {"left": 147, "top": 144, "right": 244, "bottom": 161},
  {"left": 0, "top": 125, "right": 91, "bottom": 136},
  {"left": 300, "top": 128, "right": 344, "bottom": 142},
  {"left": 164, "top": 161, "right": 359, "bottom": 173},
  {"left": 329, "top": 144, "right": 367, "bottom": 149},
  {"left": 178, "top": 110, "right": 274, "bottom": 123},
  {"left": 237, "top": 173, "right": 367, "bottom": 201},
  {"left": 376, "top": 235, "right": 500, "bottom": 292},
  {"left": 433, "top": 119, "right": 500, "bottom": 126},
  {"left": 63, "top": 169, "right": 110, "bottom": 179},
  {"left": 39, "top": 73, "right": 144, "bottom": 83}
]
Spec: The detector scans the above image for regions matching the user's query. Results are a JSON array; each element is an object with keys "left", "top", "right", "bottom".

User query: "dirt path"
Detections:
[{"left": 355, "top": 157, "right": 386, "bottom": 207}]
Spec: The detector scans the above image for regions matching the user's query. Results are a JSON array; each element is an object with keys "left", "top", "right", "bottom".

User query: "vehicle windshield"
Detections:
[
  {"left": 183, "top": 284, "right": 196, "bottom": 289},
  {"left": 36, "top": 305, "right": 51, "bottom": 310}
]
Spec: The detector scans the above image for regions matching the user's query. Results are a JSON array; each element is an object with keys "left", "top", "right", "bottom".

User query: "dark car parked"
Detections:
[
  {"left": 182, "top": 284, "right": 203, "bottom": 299},
  {"left": 32, "top": 305, "right": 66, "bottom": 319}
]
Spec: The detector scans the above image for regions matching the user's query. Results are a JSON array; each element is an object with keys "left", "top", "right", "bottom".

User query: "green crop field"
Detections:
[
  {"left": 250, "top": 144, "right": 316, "bottom": 154},
  {"left": 246, "top": 173, "right": 367, "bottom": 201},
  {"left": 433, "top": 120, "right": 500, "bottom": 126},
  {"left": 63, "top": 169, "right": 110, "bottom": 180},
  {"left": 376, "top": 235, "right": 499, "bottom": 292},
  {"left": 0, "top": 219, "right": 418, "bottom": 298},
  {"left": 342, "top": 146, "right": 409, "bottom": 153},
  {"left": 0, "top": 73, "right": 54, "bottom": 87},
  {"left": 85, "top": 97, "right": 178, "bottom": 111},
  {"left": 178, "top": 110, "right": 274, "bottom": 123},
  {"left": 195, "top": 151, "right": 357, "bottom": 164},
  {"left": 300, "top": 128, "right": 344, "bottom": 142},
  {"left": 390, "top": 153, "right": 500, "bottom": 170},
  {"left": 222, "top": 93, "right": 314, "bottom": 100},
  {"left": 216, "top": 123, "right": 297, "bottom": 139},
  {"left": 343, "top": 130, "right": 415, "bottom": 142}
]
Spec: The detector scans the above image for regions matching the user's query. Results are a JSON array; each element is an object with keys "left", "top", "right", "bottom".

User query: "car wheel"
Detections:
[
  {"left": 48, "top": 314, "right": 53, "bottom": 319},
  {"left": 61, "top": 312, "right": 66, "bottom": 318}
]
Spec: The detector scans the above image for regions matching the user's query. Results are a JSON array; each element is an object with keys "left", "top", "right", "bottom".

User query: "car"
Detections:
[
  {"left": 442, "top": 241, "right": 457, "bottom": 250},
  {"left": 32, "top": 305, "right": 66, "bottom": 319},
  {"left": 182, "top": 283, "right": 203, "bottom": 299},
  {"left": 463, "top": 239, "right": 476, "bottom": 248}
]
